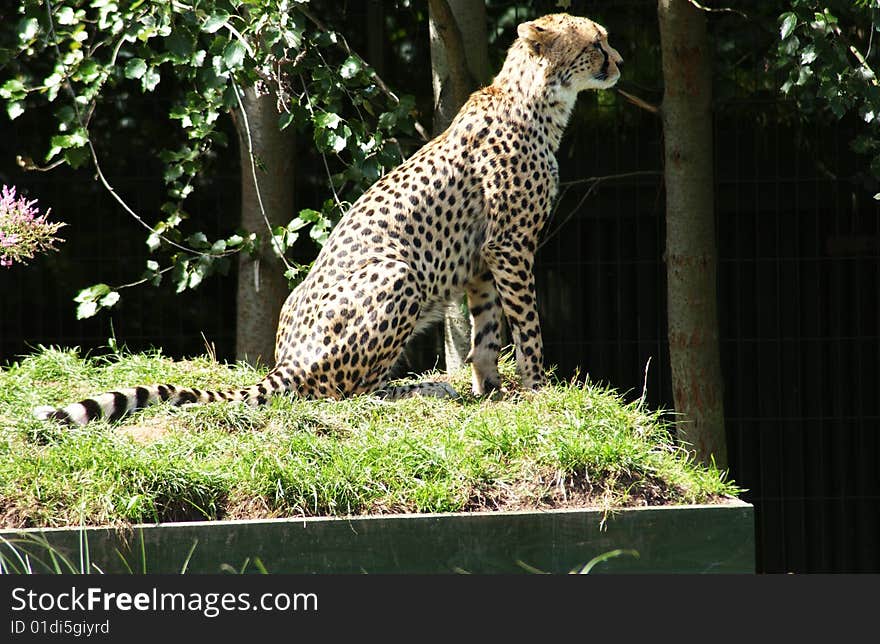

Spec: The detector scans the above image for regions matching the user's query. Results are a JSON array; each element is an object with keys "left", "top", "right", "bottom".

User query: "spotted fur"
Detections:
[{"left": 35, "top": 14, "right": 622, "bottom": 425}]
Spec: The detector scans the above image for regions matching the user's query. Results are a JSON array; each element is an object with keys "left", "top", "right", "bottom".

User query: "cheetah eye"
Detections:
[{"left": 577, "top": 42, "right": 603, "bottom": 61}]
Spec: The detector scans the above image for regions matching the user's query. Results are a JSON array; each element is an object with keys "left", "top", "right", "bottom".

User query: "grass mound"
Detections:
[{"left": 0, "top": 347, "right": 739, "bottom": 529}]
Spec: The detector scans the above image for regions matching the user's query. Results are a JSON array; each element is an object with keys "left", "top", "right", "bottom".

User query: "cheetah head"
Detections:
[{"left": 517, "top": 13, "right": 623, "bottom": 92}]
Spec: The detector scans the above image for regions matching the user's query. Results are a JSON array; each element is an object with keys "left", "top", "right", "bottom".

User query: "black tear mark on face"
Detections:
[{"left": 595, "top": 43, "right": 610, "bottom": 81}]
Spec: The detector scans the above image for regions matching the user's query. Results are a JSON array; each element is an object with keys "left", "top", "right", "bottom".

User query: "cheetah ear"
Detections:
[{"left": 517, "top": 21, "right": 556, "bottom": 55}]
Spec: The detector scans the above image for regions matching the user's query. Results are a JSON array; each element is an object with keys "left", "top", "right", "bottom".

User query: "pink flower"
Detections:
[{"left": 0, "top": 185, "right": 65, "bottom": 267}]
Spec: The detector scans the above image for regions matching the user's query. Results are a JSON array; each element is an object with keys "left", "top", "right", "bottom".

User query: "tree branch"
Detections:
[
  {"left": 616, "top": 88, "right": 661, "bottom": 115},
  {"left": 539, "top": 171, "right": 662, "bottom": 249},
  {"left": 686, "top": 0, "right": 748, "bottom": 20},
  {"left": 559, "top": 170, "right": 663, "bottom": 188},
  {"left": 832, "top": 25, "right": 880, "bottom": 87}
]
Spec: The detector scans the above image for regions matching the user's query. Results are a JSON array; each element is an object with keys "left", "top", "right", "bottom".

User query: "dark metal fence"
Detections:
[{"left": 535, "top": 90, "right": 880, "bottom": 572}]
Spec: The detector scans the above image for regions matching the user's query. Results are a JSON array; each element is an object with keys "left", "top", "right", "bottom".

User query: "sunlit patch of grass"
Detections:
[{"left": 0, "top": 347, "right": 741, "bottom": 528}]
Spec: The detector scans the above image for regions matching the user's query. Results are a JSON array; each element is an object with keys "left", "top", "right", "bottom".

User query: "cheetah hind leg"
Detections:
[{"left": 374, "top": 382, "right": 460, "bottom": 401}]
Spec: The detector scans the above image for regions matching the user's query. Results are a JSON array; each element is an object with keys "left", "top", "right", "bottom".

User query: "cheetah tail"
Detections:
[{"left": 33, "top": 370, "right": 291, "bottom": 426}]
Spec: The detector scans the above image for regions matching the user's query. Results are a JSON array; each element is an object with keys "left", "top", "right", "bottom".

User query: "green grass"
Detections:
[{"left": 0, "top": 346, "right": 740, "bottom": 529}]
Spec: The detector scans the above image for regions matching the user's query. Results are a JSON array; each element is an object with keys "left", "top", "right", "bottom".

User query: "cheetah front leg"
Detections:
[
  {"left": 465, "top": 270, "right": 503, "bottom": 395},
  {"left": 481, "top": 243, "right": 546, "bottom": 390}
]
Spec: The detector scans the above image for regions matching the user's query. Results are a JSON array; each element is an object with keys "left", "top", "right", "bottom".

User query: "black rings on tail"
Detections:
[{"left": 34, "top": 374, "right": 288, "bottom": 426}]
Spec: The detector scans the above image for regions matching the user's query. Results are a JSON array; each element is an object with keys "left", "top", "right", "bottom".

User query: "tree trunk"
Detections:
[
  {"left": 232, "top": 86, "right": 294, "bottom": 367},
  {"left": 428, "top": 0, "right": 489, "bottom": 372},
  {"left": 366, "top": 0, "right": 385, "bottom": 78},
  {"left": 658, "top": 0, "right": 727, "bottom": 468}
]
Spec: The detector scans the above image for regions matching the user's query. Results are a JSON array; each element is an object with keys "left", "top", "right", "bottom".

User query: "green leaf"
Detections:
[
  {"left": 361, "top": 158, "right": 380, "bottom": 182},
  {"left": 74, "top": 283, "right": 115, "bottom": 319},
  {"left": 779, "top": 34, "right": 800, "bottom": 57},
  {"left": 76, "top": 300, "right": 98, "bottom": 319},
  {"left": 319, "top": 130, "right": 347, "bottom": 154},
  {"left": 141, "top": 67, "right": 161, "bottom": 92},
  {"left": 17, "top": 17, "right": 39, "bottom": 42},
  {"left": 263, "top": 26, "right": 282, "bottom": 47},
  {"left": 124, "top": 58, "right": 147, "bottom": 79},
  {"left": 6, "top": 102, "right": 24, "bottom": 120},
  {"left": 279, "top": 111, "right": 296, "bottom": 130},
  {"left": 0, "top": 78, "right": 26, "bottom": 99},
  {"left": 287, "top": 217, "right": 308, "bottom": 233},
  {"left": 69, "top": 129, "right": 88, "bottom": 147},
  {"left": 164, "top": 163, "right": 184, "bottom": 182},
  {"left": 378, "top": 111, "right": 397, "bottom": 130},
  {"left": 282, "top": 26, "right": 304, "bottom": 49},
  {"left": 146, "top": 232, "right": 161, "bottom": 251},
  {"left": 188, "top": 264, "right": 207, "bottom": 288},
  {"left": 299, "top": 208, "right": 323, "bottom": 223},
  {"left": 56, "top": 6, "right": 76, "bottom": 26},
  {"left": 186, "top": 231, "right": 209, "bottom": 248},
  {"left": 203, "top": 12, "right": 230, "bottom": 34},
  {"left": 315, "top": 112, "right": 341, "bottom": 130},
  {"left": 796, "top": 66, "right": 813, "bottom": 86},
  {"left": 63, "top": 146, "right": 89, "bottom": 168},
  {"left": 165, "top": 31, "right": 194, "bottom": 61},
  {"left": 339, "top": 56, "right": 362, "bottom": 80},
  {"left": 49, "top": 134, "right": 70, "bottom": 152},
  {"left": 173, "top": 259, "right": 190, "bottom": 293},
  {"left": 79, "top": 60, "right": 101, "bottom": 82},
  {"left": 144, "top": 259, "right": 162, "bottom": 286},
  {"left": 800, "top": 45, "right": 816, "bottom": 66},
  {"left": 223, "top": 40, "right": 246, "bottom": 69},
  {"left": 222, "top": 84, "right": 238, "bottom": 109},
  {"left": 75, "top": 283, "right": 111, "bottom": 302},
  {"left": 50, "top": 129, "right": 88, "bottom": 150},
  {"left": 310, "top": 221, "right": 330, "bottom": 246},
  {"left": 100, "top": 291, "right": 120, "bottom": 308},
  {"left": 44, "top": 72, "right": 63, "bottom": 88},
  {"left": 780, "top": 12, "right": 798, "bottom": 41},
  {"left": 272, "top": 226, "right": 289, "bottom": 254}
]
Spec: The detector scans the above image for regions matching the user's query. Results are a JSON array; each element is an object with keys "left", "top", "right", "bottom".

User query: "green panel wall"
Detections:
[{"left": 0, "top": 503, "right": 754, "bottom": 574}]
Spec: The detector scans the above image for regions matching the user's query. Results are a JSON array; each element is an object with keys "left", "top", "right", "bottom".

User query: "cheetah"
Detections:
[{"left": 35, "top": 13, "right": 623, "bottom": 425}]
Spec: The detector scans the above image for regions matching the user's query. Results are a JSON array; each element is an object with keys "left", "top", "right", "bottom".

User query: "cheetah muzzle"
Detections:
[{"left": 35, "top": 13, "right": 623, "bottom": 425}]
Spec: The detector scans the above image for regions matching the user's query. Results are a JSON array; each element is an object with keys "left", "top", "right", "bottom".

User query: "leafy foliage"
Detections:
[
  {"left": 774, "top": 1, "right": 880, "bottom": 191},
  {"left": 0, "top": 0, "right": 420, "bottom": 316}
]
